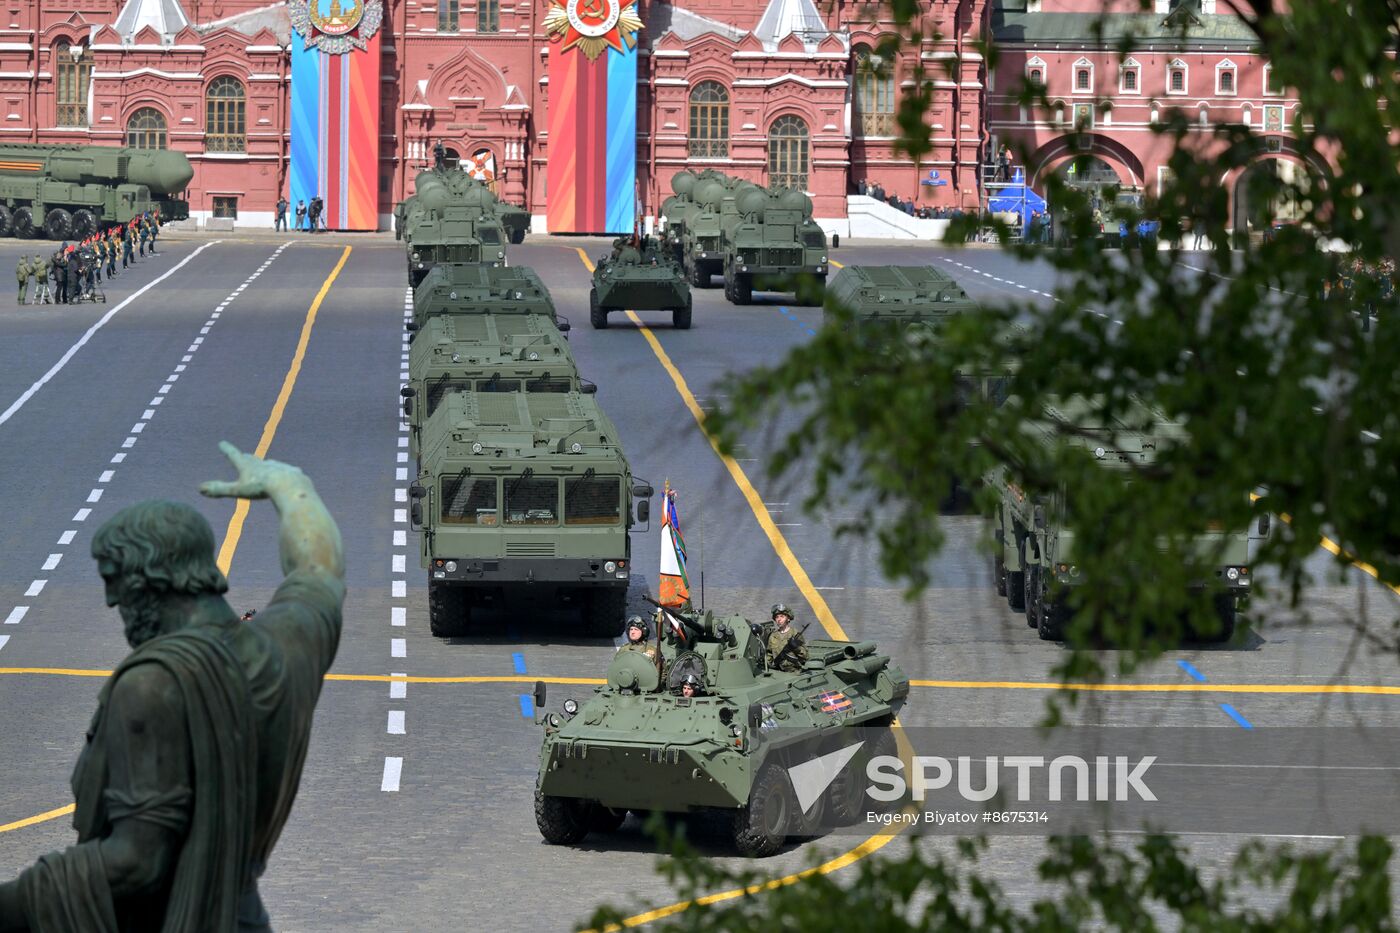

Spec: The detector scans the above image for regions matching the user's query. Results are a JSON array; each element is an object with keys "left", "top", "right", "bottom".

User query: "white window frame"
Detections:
[
  {"left": 1118, "top": 57, "right": 1141, "bottom": 95},
  {"left": 1240, "top": 104, "right": 1252, "bottom": 127},
  {"left": 1198, "top": 106, "right": 1210, "bottom": 127},
  {"left": 1026, "top": 55, "right": 1046, "bottom": 90},
  {"left": 1149, "top": 101, "right": 1160, "bottom": 124},
  {"left": 1053, "top": 101, "right": 1065, "bottom": 125},
  {"left": 1072, "top": 57, "right": 1094, "bottom": 96},
  {"left": 1215, "top": 59, "right": 1237, "bottom": 96},
  {"left": 1101, "top": 103, "right": 1112, "bottom": 126},
  {"left": 1167, "top": 59, "right": 1188, "bottom": 96},
  {"left": 1262, "top": 64, "right": 1282, "bottom": 96}
]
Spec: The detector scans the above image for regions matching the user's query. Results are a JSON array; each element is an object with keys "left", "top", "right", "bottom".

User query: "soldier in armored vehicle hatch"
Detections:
[
  {"left": 766, "top": 603, "right": 808, "bottom": 672},
  {"left": 616, "top": 615, "right": 656, "bottom": 662}
]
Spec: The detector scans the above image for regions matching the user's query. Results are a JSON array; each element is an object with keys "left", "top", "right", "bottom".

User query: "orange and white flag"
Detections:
[{"left": 658, "top": 481, "right": 689, "bottom": 609}]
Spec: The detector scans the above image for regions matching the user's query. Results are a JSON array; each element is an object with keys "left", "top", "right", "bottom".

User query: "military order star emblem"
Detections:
[
  {"left": 289, "top": 0, "right": 384, "bottom": 54},
  {"left": 544, "top": 0, "right": 643, "bottom": 61}
]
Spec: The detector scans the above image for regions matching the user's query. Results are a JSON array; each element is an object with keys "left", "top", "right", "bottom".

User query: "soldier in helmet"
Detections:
[
  {"left": 678, "top": 672, "right": 705, "bottom": 698},
  {"left": 766, "top": 603, "right": 807, "bottom": 672},
  {"left": 15, "top": 254, "right": 30, "bottom": 305},
  {"left": 616, "top": 615, "right": 656, "bottom": 661}
]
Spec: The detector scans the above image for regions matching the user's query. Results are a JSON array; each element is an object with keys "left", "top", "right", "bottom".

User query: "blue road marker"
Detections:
[
  {"left": 513, "top": 652, "right": 527, "bottom": 674},
  {"left": 1219, "top": 703, "right": 1254, "bottom": 729},
  {"left": 519, "top": 695, "right": 534, "bottom": 718},
  {"left": 1177, "top": 660, "right": 1208, "bottom": 683}
]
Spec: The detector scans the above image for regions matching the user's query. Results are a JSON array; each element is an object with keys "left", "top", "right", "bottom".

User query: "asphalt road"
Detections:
[{"left": 0, "top": 233, "right": 1394, "bottom": 931}]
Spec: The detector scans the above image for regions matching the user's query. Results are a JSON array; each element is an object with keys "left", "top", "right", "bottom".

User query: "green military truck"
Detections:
[
  {"left": 678, "top": 178, "right": 730, "bottom": 287},
  {"left": 987, "top": 400, "right": 1251, "bottom": 642},
  {"left": 824, "top": 264, "right": 979, "bottom": 328},
  {"left": 395, "top": 169, "right": 511, "bottom": 286},
  {"left": 722, "top": 187, "right": 829, "bottom": 306},
  {"left": 402, "top": 312, "right": 587, "bottom": 460},
  {"left": 659, "top": 170, "right": 700, "bottom": 265},
  {"left": 410, "top": 263, "right": 565, "bottom": 333},
  {"left": 410, "top": 390, "right": 651, "bottom": 637},
  {"left": 0, "top": 143, "right": 191, "bottom": 239}
]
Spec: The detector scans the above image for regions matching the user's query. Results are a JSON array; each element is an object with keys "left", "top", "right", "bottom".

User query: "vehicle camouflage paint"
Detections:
[
  {"left": 723, "top": 187, "right": 829, "bottom": 306},
  {"left": 824, "top": 264, "right": 979, "bottom": 328},
  {"left": 410, "top": 263, "right": 565, "bottom": 332},
  {"left": 532, "top": 604, "right": 909, "bottom": 856},
  {"left": 589, "top": 235, "right": 693, "bottom": 330},
  {"left": 402, "top": 312, "right": 588, "bottom": 459},
  {"left": 395, "top": 168, "right": 512, "bottom": 286},
  {"left": 0, "top": 143, "right": 191, "bottom": 239},
  {"left": 987, "top": 399, "right": 1251, "bottom": 641},
  {"left": 409, "top": 390, "right": 650, "bottom": 637}
]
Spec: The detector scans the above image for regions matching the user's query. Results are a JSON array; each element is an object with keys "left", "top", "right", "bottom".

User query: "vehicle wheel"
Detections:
[
  {"left": 43, "top": 208, "right": 71, "bottom": 241},
  {"left": 589, "top": 290, "right": 608, "bottom": 329},
  {"left": 792, "top": 783, "right": 828, "bottom": 838},
  {"left": 672, "top": 296, "right": 692, "bottom": 330},
  {"left": 70, "top": 209, "right": 97, "bottom": 240},
  {"left": 1024, "top": 564, "right": 1041, "bottom": 629},
  {"left": 535, "top": 788, "right": 591, "bottom": 845},
  {"left": 588, "top": 804, "right": 627, "bottom": 834},
  {"left": 829, "top": 727, "right": 900, "bottom": 822},
  {"left": 0, "top": 205, "right": 12, "bottom": 238},
  {"left": 12, "top": 207, "right": 34, "bottom": 240},
  {"left": 428, "top": 579, "right": 469, "bottom": 637},
  {"left": 510, "top": 228, "right": 526, "bottom": 245},
  {"left": 1195, "top": 594, "right": 1237, "bottom": 644},
  {"left": 730, "top": 762, "right": 793, "bottom": 857},
  {"left": 689, "top": 264, "right": 706, "bottom": 288},
  {"left": 733, "top": 274, "right": 753, "bottom": 306},
  {"left": 583, "top": 588, "right": 626, "bottom": 637},
  {"left": 1006, "top": 541, "right": 1026, "bottom": 613},
  {"left": 1037, "top": 593, "right": 1068, "bottom": 641}
]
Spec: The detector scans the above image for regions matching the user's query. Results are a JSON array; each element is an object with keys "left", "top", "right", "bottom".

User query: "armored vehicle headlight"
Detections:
[
  {"left": 570, "top": 442, "right": 582, "bottom": 453},
  {"left": 604, "top": 561, "right": 616, "bottom": 573},
  {"left": 563, "top": 699, "right": 579, "bottom": 716},
  {"left": 528, "top": 352, "right": 540, "bottom": 361},
  {"left": 821, "top": 255, "right": 828, "bottom": 263},
  {"left": 547, "top": 713, "right": 562, "bottom": 729},
  {"left": 451, "top": 353, "right": 461, "bottom": 363},
  {"left": 498, "top": 251, "right": 505, "bottom": 259},
  {"left": 445, "top": 561, "right": 458, "bottom": 572},
  {"left": 449, "top": 291, "right": 458, "bottom": 300},
  {"left": 1094, "top": 447, "right": 1106, "bottom": 459},
  {"left": 471, "top": 442, "right": 483, "bottom": 454},
  {"left": 513, "top": 290, "right": 523, "bottom": 300},
  {"left": 412, "top": 251, "right": 420, "bottom": 261},
  {"left": 1226, "top": 567, "right": 1239, "bottom": 580}
]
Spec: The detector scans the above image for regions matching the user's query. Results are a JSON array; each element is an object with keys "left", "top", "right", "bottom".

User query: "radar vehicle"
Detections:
[
  {"left": 723, "top": 187, "right": 829, "bottom": 306},
  {"left": 410, "top": 391, "right": 651, "bottom": 637},
  {"left": 533, "top": 604, "right": 909, "bottom": 856},
  {"left": 589, "top": 235, "right": 693, "bottom": 329}
]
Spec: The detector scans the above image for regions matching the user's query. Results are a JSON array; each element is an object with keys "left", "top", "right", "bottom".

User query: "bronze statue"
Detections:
[{"left": 0, "top": 442, "right": 345, "bottom": 933}]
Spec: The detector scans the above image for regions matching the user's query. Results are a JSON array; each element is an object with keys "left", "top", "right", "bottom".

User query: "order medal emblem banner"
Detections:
[
  {"left": 545, "top": 0, "right": 642, "bottom": 234},
  {"left": 288, "top": 0, "right": 383, "bottom": 231}
]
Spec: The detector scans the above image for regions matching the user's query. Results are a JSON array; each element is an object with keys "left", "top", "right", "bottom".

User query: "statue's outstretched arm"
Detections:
[{"left": 200, "top": 442, "right": 346, "bottom": 586}]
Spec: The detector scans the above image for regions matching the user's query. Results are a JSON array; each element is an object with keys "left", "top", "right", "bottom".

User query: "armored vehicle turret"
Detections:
[
  {"left": 0, "top": 143, "right": 191, "bottom": 239},
  {"left": 533, "top": 604, "right": 909, "bottom": 856},
  {"left": 589, "top": 235, "right": 693, "bottom": 329},
  {"left": 825, "top": 265, "right": 979, "bottom": 328},
  {"left": 410, "top": 264, "right": 565, "bottom": 332},
  {"left": 722, "top": 187, "right": 829, "bottom": 306},
  {"left": 988, "top": 398, "right": 1251, "bottom": 642},
  {"left": 410, "top": 391, "right": 651, "bottom": 637},
  {"left": 403, "top": 312, "right": 589, "bottom": 459}
]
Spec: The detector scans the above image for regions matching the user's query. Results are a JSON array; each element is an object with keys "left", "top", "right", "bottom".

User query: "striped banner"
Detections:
[
  {"left": 289, "top": 32, "right": 381, "bottom": 231},
  {"left": 546, "top": 26, "right": 637, "bottom": 233}
]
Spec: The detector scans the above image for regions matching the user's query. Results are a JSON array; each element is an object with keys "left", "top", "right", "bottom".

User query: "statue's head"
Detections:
[{"left": 92, "top": 501, "right": 229, "bottom": 648}]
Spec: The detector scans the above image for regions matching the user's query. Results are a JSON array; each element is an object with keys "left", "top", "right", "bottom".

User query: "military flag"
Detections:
[{"left": 658, "top": 481, "right": 689, "bottom": 609}]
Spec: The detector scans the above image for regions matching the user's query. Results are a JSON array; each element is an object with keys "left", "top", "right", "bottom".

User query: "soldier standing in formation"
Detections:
[
  {"left": 106, "top": 228, "right": 119, "bottom": 278},
  {"left": 31, "top": 254, "right": 49, "bottom": 304},
  {"left": 148, "top": 213, "right": 160, "bottom": 254},
  {"left": 616, "top": 615, "right": 656, "bottom": 661},
  {"left": 137, "top": 217, "right": 149, "bottom": 257},
  {"left": 15, "top": 255, "right": 30, "bottom": 305},
  {"left": 766, "top": 603, "right": 808, "bottom": 672},
  {"left": 122, "top": 226, "right": 135, "bottom": 268}
]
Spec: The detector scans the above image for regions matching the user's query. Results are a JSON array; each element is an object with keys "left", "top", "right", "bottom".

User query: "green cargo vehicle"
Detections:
[
  {"left": 824, "top": 264, "right": 978, "bottom": 328},
  {"left": 533, "top": 603, "right": 909, "bottom": 856},
  {"left": 0, "top": 143, "right": 191, "bottom": 239},
  {"left": 660, "top": 170, "right": 700, "bottom": 264},
  {"left": 988, "top": 400, "right": 1251, "bottom": 642},
  {"left": 402, "top": 312, "right": 588, "bottom": 460},
  {"left": 723, "top": 188, "right": 829, "bottom": 305},
  {"left": 409, "top": 263, "right": 565, "bottom": 333},
  {"left": 678, "top": 178, "right": 730, "bottom": 287},
  {"left": 410, "top": 390, "right": 650, "bottom": 637},
  {"left": 395, "top": 169, "right": 511, "bottom": 286},
  {"left": 589, "top": 236, "right": 692, "bottom": 329}
]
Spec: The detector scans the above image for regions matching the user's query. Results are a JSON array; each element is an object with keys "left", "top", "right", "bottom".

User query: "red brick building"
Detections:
[{"left": 0, "top": 0, "right": 993, "bottom": 231}]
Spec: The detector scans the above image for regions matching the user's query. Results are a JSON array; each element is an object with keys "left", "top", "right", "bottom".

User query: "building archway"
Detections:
[
  {"left": 1221, "top": 144, "right": 1328, "bottom": 234},
  {"left": 1029, "top": 134, "right": 1146, "bottom": 191}
]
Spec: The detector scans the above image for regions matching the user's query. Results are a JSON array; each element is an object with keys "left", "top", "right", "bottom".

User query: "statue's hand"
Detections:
[{"left": 199, "top": 441, "right": 303, "bottom": 500}]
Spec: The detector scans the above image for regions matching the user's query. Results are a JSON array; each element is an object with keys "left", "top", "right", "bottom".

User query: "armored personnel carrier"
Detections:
[
  {"left": 723, "top": 188, "right": 829, "bottom": 306},
  {"left": 987, "top": 398, "right": 1251, "bottom": 641},
  {"left": 0, "top": 143, "right": 191, "bottom": 239},
  {"left": 410, "top": 391, "right": 651, "bottom": 637},
  {"left": 402, "top": 312, "right": 588, "bottom": 460},
  {"left": 533, "top": 604, "right": 909, "bottom": 856},
  {"left": 825, "top": 265, "right": 979, "bottom": 328},
  {"left": 589, "top": 236, "right": 693, "bottom": 329},
  {"left": 410, "top": 263, "right": 565, "bottom": 332}
]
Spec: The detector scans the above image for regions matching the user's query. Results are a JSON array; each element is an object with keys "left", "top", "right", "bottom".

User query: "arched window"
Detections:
[
  {"left": 55, "top": 40, "right": 92, "bottom": 127},
  {"left": 767, "top": 114, "right": 809, "bottom": 191},
  {"left": 205, "top": 76, "right": 246, "bottom": 153},
  {"left": 126, "top": 107, "right": 167, "bottom": 149},
  {"left": 853, "top": 47, "right": 895, "bottom": 137},
  {"left": 688, "top": 81, "right": 729, "bottom": 158}
]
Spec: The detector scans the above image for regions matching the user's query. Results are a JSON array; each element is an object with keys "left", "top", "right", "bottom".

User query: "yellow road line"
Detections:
[
  {"left": 216, "top": 246, "right": 352, "bottom": 574},
  {"left": 829, "top": 258, "right": 844, "bottom": 268},
  {"left": 1, "top": 248, "right": 351, "bottom": 837},
  {"left": 572, "top": 248, "right": 850, "bottom": 643}
]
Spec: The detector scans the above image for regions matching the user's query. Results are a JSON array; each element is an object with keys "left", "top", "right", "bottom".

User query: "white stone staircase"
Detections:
[{"left": 845, "top": 195, "right": 950, "bottom": 240}]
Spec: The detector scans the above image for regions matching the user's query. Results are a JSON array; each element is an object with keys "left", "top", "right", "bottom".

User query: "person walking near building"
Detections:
[
  {"left": 275, "top": 196, "right": 289, "bottom": 232},
  {"left": 15, "top": 254, "right": 30, "bottom": 305}
]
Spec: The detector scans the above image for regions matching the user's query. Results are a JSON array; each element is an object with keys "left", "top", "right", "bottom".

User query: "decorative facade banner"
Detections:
[
  {"left": 289, "top": 0, "right": 383, "bottom": 230},
  {"left": 466, "top": 149, "right": 496, "bottom": 184},
  {"left": 545, "top": 0, "right": 642, "bottom": 234}
]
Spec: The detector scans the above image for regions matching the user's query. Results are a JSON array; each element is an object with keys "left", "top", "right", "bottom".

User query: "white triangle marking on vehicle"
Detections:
[{"left": 788, "top": 741, "right": 864, "bottom": 814}]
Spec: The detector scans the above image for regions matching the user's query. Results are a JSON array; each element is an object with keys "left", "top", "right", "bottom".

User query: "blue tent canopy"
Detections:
[{"left": 987, "top": 169, "right": 1047, "bottom": 218}]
